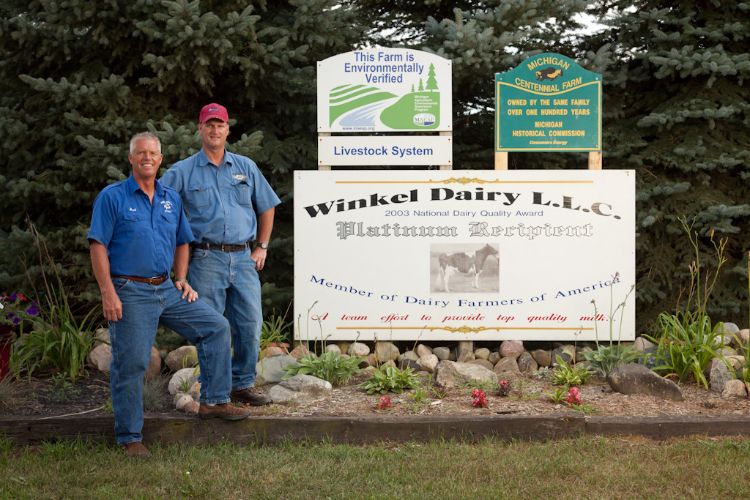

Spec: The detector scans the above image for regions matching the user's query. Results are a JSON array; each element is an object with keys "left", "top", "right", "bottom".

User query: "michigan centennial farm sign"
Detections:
[
  {"left": 294, "top": 170, "right": 635, "bottom": 341},
  {"left": 496, "top": 53, "right": 601, "bottom": 152}
]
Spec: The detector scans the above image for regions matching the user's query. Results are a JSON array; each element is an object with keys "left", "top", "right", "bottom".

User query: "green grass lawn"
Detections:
[{"left": 1, "top": 436, "right": 749, "bottom": 498}]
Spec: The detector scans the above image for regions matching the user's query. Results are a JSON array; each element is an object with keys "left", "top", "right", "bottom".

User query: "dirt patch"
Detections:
[{"left": 2, "top": 369, "right": 749, "bottom": 420}]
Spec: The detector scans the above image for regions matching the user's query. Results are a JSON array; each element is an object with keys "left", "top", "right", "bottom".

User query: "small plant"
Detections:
[
  {"left": 645, "top": 219, "right": 728, "bottom": 388},
  {"left": 551, "top": 355, "right": 591, "bottom": 387},
  {"left": 376, "top": 395, "right": 392, "bottom": 410},
  {"left": 532, "top": 366, "right": 552, "bottom": 380},
  {"left": 565, "top": 386, "right": 582, "bottom": 405},
  {"left": 261, "top": 310, "right": 291, "bottom": 353},
  {"left": 409, "top": 385, "right": 429, "bottom": 404},
  {"left": 49, "top": 372, "right": 81, "bottom": 401},
  {"left": 497, "top": 379, "right": 511, "bottom": 397},
  {"left": 360, "top": 365, "right": 419, "bottom": 394},
  {"left": 285, "top": 351, "right": 361, "bottom": 386},
  {"left": 585, "top": 274, "right": 640, "bottom": 377},
  {"left": 471, "top": 388, "right": 488, "bottom": 408},
  {"left": 548, "top": 387, "right": 568, "bottom": 404},
  {"left": 143, "top": 375, "right": 171, "bottom": 412}
]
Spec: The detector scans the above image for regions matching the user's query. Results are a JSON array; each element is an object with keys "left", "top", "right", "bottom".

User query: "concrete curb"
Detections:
[{"left": 2, "top": 414, "right": 750, "bottom": 445}]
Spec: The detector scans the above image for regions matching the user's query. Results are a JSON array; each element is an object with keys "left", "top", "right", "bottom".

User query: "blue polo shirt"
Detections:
[
  {"left": 87, "top": 176, "right": 194, "bottom": 277},
  {"left": 160, "top": 149, "right": 281, "bottom": 244}
]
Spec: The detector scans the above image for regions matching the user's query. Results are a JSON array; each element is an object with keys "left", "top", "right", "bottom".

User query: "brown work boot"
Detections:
[
  {"left": 230, "top": 387, "right": 273, "bottom": 406},
  {"left": 121, "top": 441, "right": 151, "bottom": 457},
  {"left": 198, "top": 403, "right": 252, "bottom": 421}
]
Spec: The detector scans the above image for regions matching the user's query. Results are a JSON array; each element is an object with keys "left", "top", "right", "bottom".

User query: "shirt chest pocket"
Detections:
[
  {"left": 187, "top": 184, "right": 211, "bottom": 209},
  {"left": 160, "top": 210, "right": 178, "bottom": 227},
  {"left": 120, "top": 211, "right": 148, "bottom": 237},
  {"left": 232, "top": 178, "right": 252, "bottom": 206}
]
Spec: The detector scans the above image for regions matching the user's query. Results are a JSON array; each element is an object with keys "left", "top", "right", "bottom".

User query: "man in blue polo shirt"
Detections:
[
  {"left": 162, "top": 104, "right": 281, "bottom": 406},
  {"left": 88, "top": 132, "right": 252, "bottom": 457}
]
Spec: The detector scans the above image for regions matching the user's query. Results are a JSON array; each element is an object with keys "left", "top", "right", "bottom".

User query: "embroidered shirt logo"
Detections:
[
  {"left": 128, "top": 207, "right": 137, "bottom": 212},
  {"left": 232, "top": 174, "right": 247, "bottom": 182},
  {"left": 160, "top": 200, "right": 173, "bottom": 213}
]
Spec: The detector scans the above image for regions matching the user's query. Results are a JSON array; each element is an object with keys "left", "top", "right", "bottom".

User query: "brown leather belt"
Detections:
[
  {"left": 191, "top": 241, "right": 252, "bottom": 252},
  {"left": 112, "top": 275, "right": 168, "bottom": 285}
]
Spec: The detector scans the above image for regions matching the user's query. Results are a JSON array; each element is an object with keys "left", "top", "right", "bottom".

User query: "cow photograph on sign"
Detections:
[{"left": 430, "top": 243, "right": 499, "bottom": 293}]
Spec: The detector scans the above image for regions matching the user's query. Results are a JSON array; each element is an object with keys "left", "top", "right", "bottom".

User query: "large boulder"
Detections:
[
  {"left": 607, "top": 363, "right": 683, "bottom": 401},
  {"left": 375, "top": 342, "right": 400, "bottom": 362},
  {"left": 255, "top": 355, "right": 298, "bottom": 386},
  {"left": 516, "top": 351, "right": 538, "bottom": 374},
  {"left": 500, "top": 340, "right": 524, "bottom": 359},
  {"left": 530, "top": 349, "right": 552, "bottom": 367},
  {"left": 493, "top": 356, "right": 520, "bottom": 375},
  {"left": 416, "top": 354, "right": 439, "bottom": 373},
  {"left": 709, "top": 358, "right": 735, "bottom": 393},
  {"left": 721, "top": 379, "right": 748, "bottom": 399},
  {"left": 435, "top": 360, "right": 497, "bottom": 389},
  {"left": 416, "top": 344, "right": 433, "bottom": 358},
  {"left": 348, "top": 342, "right": 370, "bottom": 357},
  {"left": 168, "top": 367, "right": 198, "bottom": 395},
  {"left": 145, "top": 347, "right": 162, "bottom": 381},
  {"left": 432, "top": 346, "right": 451, "bottom": 361},
  {"left": 268, "top": 374, "right": 332, "bottom": 403},
  {"left": 87, "top": 343, "right": 112, "bottom": 373},
  {"left": 456, "top": 341, "right": 475, "bottom": 362}
]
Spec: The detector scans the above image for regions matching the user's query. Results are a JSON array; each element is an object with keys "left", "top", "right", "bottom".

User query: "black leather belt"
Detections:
[
  {"left": 112, "top": 275, "right": 167, "bottom": 285},
  {"left": 191, "top": 241, "right": 252, "bottom": 252}
]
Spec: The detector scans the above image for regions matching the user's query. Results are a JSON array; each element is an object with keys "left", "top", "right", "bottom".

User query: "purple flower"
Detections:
[
  {"left": 9, "top": 313, "right": 21, "bottom": 325},
  {"left": 25, "top": 303, "right": 40, "bottom": 316},
  {"left": 8, "top": 292, "right": 17, "bottom": 302}
]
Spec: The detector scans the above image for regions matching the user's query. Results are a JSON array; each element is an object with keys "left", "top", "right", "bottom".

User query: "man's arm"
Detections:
[
  {"left": 251, "top": 207, "right": 275, "bottom": 271},
  {"left": 90, "top": 241, "right": 122, "bottom": 321},
  {"left": 173, "top": 243, "right": 198, "bottom": 302}
]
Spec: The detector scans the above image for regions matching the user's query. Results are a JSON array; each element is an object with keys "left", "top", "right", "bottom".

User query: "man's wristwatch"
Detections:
[{"left": 255, "top": 241, "right": 269, "bottom": 250}]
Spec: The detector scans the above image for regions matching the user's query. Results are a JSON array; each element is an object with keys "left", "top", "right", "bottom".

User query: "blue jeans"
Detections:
[
  {"left": 109, "top": 278, "right": 231, "bottom": 445},
  {"left": 188, "top": 248, "right": 262, "bottom": 391}
]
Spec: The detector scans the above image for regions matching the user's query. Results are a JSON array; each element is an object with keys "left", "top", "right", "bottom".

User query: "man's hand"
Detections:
[
  {"left": 251, "top": 247, "right": 267, "bottom": 271},
  {"left": 102, "top": 289, "right": 123, "bottom": 322},
  {"left": 175, "top": 279, "right": 199, "bottom": 302}
]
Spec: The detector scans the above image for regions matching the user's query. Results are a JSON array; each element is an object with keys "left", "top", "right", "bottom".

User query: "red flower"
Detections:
[
  {"left": 566, "top": 387, "right": 582, "bottom": 405},
  {"left": 471, "top": 388, "right": 488, "bottom": 408},
  {"left": 498, "top": 379, "right": 511, "bottom": 397},
  {"left": 377, "top": 395, "right": 392, "bottom": 410}
]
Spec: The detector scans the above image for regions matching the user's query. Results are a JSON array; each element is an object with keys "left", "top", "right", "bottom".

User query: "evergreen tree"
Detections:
[
  {"left": 588, "top": 0, "right": 750, "bottom": 327},
  {"left": 426, "top": 63, "right": 438, "bottom": 91},
  {"left": 0, "top": 1, "right": 367, "bottom": 312}
]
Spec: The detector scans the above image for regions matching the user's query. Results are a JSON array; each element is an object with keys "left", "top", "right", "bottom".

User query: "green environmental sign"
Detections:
[{"left": 495, "top": 53, "right": 601, "bottom": 152}]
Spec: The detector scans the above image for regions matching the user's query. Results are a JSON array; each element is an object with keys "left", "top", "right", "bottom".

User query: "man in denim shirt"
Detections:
[
  {"left": 161, "top": 104, "right": 281, "bottom": 406},
  {"left": 89, "top": 132, "right": 252, "bottom": 457}
]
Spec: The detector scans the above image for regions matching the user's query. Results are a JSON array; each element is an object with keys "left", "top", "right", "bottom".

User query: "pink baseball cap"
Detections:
[{"left": 198, "top": 103, "right": 229, "bottom": 123}]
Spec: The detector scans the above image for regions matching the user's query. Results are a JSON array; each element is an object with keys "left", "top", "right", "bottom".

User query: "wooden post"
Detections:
[
  {"left": 318, "top": 133, "right": 331, "bottom": 170},
  {"left": 439, "top": 131, "right": 452, "bottom": 170},
  {"left": 495, "top": 152, "right": 508, "bottom": 170},
  {"left": 588, "top": 151, "right": 602, "bottom": 170}
]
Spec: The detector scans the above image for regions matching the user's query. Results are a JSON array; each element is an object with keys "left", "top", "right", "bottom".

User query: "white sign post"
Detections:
[{"left": 294, "top": 169, "right": 635, "bottom": 342}]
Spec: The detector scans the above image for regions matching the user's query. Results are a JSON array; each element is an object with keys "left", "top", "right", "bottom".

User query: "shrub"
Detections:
[
  {"left": 583, "top": 344, "right": 641, "bottom": 377},
  {"left": 551, "top": 355, "right": 591, "bottom": 387},
  {"left": 360, "top": 365, "right": 420, "bottom": 394},
  {"left": 261, "top": 310, "right": 291, "bottom": 352},
  {"left": 284, "top": 351, "right": 360, "bottom": 386}
]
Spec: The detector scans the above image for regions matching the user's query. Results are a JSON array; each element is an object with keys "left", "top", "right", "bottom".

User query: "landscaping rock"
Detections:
[
  {"left": 145, "top": 347, "right": 162, "bottom": 381},
  {"left": 261, "top": 345, "right": 287, "bottom": 358},
  {"left": 734, "top": 329, "right": 749, "bottom": 348},
  {"left": 255, "top": 355, "right": 297, "bottom": 386},
  {"left": 325, "top": 344, "right": 341, "bottom": 354},
  {"left": 457, "top": 341, "right": 474, "bottom": 362},
  {"left": 710, "top": 358, "right": 735, "bottom": 393},
  {"left": 269, "top": 374, "right": 333, "bottom": 403},
  {"left": 416, "top": 344, "right": 433, "bottom": 358},
  {"left": 94, "top": 327, "right": 110, "bottom": 345},
  {"left": 500, "top": 340, "right": 524, "bottom": 359},
  {"left": 493, "top": 356, "right": 520, "bottom": 375},
  {"left": 289, "top": 344, "right": 311, "bottom": 359},
  {"left": 530, "top": 349, "right": 552, "bottom": 367},
  {"left": 165, "top": 345, "right": 198, "bottom": 372},
  {"left": 721, "top": 379, "right": 747, "bottom": 399},
  {"left": 375, "top": 342, "right": 400, "bottom": 362},
  {"left": 348, "top": 342, "right": 370, "bottom": 357},
  {"left": 400, "top": 357, "right": 420, "bottom": 371},
  {"left": 725, "top": 355, "right": 746, "bottom": 373},
  {"left": 468, "top": 359, "right": 494, "bottom": 371},
  {"left": 87, "top": 343, "right": 112, "bottom": 373},
  {"left": 719, "top": 322, "right": 739, "bottom": 346},
  {"left": 175, "top": 394, "right": 194, "bottom": 411},
  {"left": 607, "top": 363, "right": 683, "bottom": 401},
  {"left": 417, "top": 354, "right": 439, "bottom": 373},
  {"left": 488, "top": 351, "right": 501, "bottom": 365},
  {"left": 474, "top": 348, "right": 491, "bottom": 360},
  {"left": 182, "top": 400, "right": 200, "bottom": 414},
  {"left": 634, "top": 336, "right": 656, "bottom": 352},
  {"left": 400, "top": 350, "right": 419, "bottom": 362},
  {"left": 432, "top": 346, "right": 451, "bottom": 361},
  {"left": 168, "top": 367, "right": 197, "bottom": 395},
  {"left": 718, "top": 346, "right": 737, "bottom": 357},
  {"left": 365, "top": 353, "right": 378, "bottom": 368},
  {"left": 551, "top": 346, "right": 573, "bottom": 366},
  {"left": 517, "top": 351, "right": 538, "bottom": 374},
  {"left": 435, "top": 360, "right": 496, "bottom": 389},
  {"left": 188, "top": 381, "right": 201, "bottom": 401}
]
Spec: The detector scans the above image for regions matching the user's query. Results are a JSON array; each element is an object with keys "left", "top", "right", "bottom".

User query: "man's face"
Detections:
[
  {"left": 198, "top": 119, "right": 229, "bottom": 150},
  {"left": 128, "top": 138, "right": 163, "bottom": 180}
]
